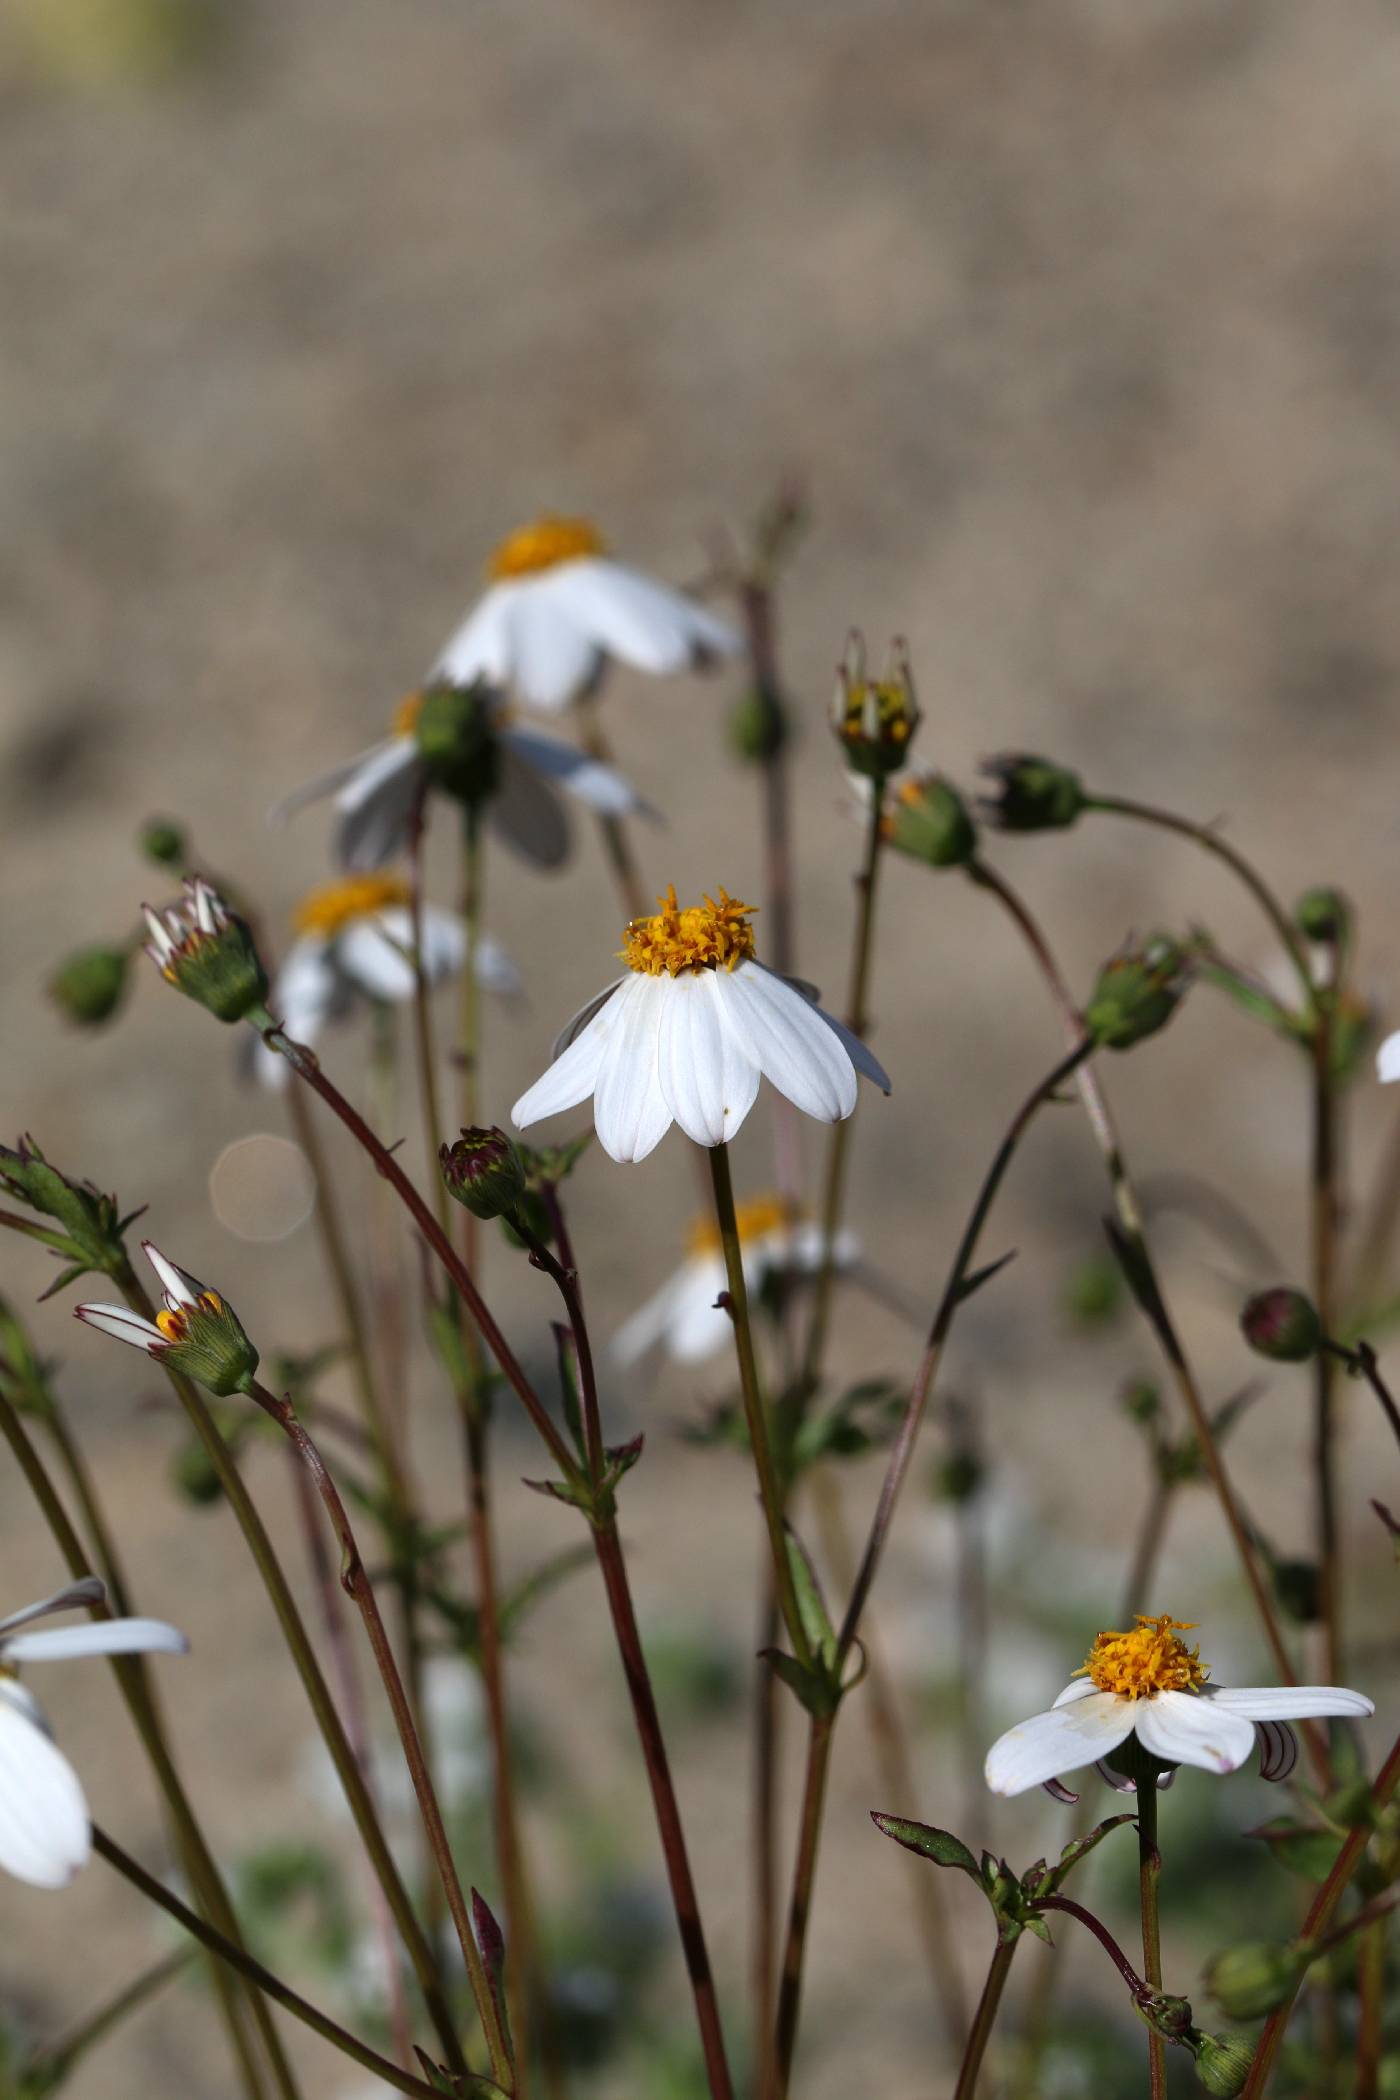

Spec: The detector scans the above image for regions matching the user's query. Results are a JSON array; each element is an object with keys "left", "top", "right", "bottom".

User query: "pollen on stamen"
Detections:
[
  {"left": 621, "top": 885, "right": 758, "bottom": 977},
  {"left": 488, "top": 515, "right": 606, "bottom": 581},
  {"left": 1074, "top": 1613, "right": 1209, "bottom": 1700}
]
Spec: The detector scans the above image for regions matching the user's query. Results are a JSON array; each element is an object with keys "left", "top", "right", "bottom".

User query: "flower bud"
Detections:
[
  {"left": 883, "top": 773, "right": 977, "bottom": 870},
  {"left": 171, "top": 1433, "right": 225, "bottom": 1506},
  {"left": 729, "top": 687, "right": 787, "bottom": 763},
  {"left": 48, "top": 944, "right": 130, "bottom": 1027},
  {"left": 440, "top": 1127, "right": 526, "bottom": 1223},
  {"left": 832, "top": 633, "right": 920, "bottom": 780},
  {"left": 413, "top": 681, "right": 501, "bottom": 806},
  {"left": 0, "top": 1136, "right": 129, "bottom": 1280},
  {"left": 1240, "top": 1287, "right": 1322, "bottom": 1363},
  {"left": 1190, "top": 2031, "right": 1257, "bottom": 2096},
  {"left": 1271, "top": 1557, "right": 1321, "bottom": 1625},
  {"left": 977, "top": 753, "right": 1085, "bottom": 831},
  {"left": 1085, "top": 935, "right": 1188, "bottom": 1051},
  {"left": 143, "top": 878, "right": 269, "bottom": 1025},
  {"left": 139, "top": 816, "right": 187, "bottom": 867},
  {"left": 1121, "top": 1378, "right": 1161, "bottom": 1425},
  {"left": 156, "top": 1289, "right": 260, "bottom": 1397},
  {"left": 1203, "top": 1940, "right": 1307, "bottom": 2021},
  {"left": 1295, "top": 886, "right": 1350, "bottom": 945}
]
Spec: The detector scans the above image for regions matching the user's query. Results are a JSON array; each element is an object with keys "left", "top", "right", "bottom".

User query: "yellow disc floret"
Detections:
[
  {"left": 687, "top": 1192, "right": 796, "bottom": 1259},
  {"left": 393, "top": 690, "right": 425, "bottom": 737},
  {"left": 488, "top": 515, "right": 606, "bottom": 581},
  {"left": 294, "top": 873, "right": 412, "bottom": 941},
  {"left": 622, "top": 886, "right": 758, "bottom": 977},
  {"left": 1075, "top": 1614, "right": 1209, "bottom": 1700},
  {"left": 155, "top": 1290, "right": 224, "bottom": 1344}
]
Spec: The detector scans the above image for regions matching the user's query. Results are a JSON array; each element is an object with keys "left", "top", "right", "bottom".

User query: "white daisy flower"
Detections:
[
  {"left": 613, "top": 1192, "right": 860, "bottom": 1365},
  {"left": 275, "top": 684, "right": 650, "bottom": 873},
  {"left": 432, "top": 514, "right": 741, "bottom": 715},
  {"left": 250, "top": 873, "right": 520, "bottom": 1090},
  {"left": 985, "top": 1613, "right": 1373, "bottom": 1799},
  {"left": 0, "top": 1577, "right": 187, "bottom": 1888},
  {"left": 75, "top": 1241, "right": 260, "bottom": 1397},
  {"left": 512, "top": 884, "right": 890, "bottom": 1164}
]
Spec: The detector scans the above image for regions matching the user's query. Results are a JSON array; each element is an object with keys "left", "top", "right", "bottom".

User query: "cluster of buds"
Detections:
[
  {"left": 439, "top": 1126, "right": 528, "bottom": 1224},
  {"left": 977, "top": 753, "right": 1086, "bottom": 831},
  {"left": 0, "top": 1135, "right": 137, "bottom": 1291},
  {"left": 882, "top": 772, "right": 977, "bottom": 870},
  {"left": 832, "top": 633, "right": 920, "bottom": 780},
  {"left": 411, "top": 679, "right": 502, "bottom": 807},
  {"left": 76, "top": 1243, "right": 260, "bottom": 1398},
  {"left": 143, "top": 877, "right": 268, "bottom": 1025},
  {"left": 1085, "top": 934, "right": 1188, "bottom": 1051}
]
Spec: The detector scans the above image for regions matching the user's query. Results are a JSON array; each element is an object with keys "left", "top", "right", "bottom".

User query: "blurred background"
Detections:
[{"left": 2, "top": 0, "right": 1400, "bottom": 2092}]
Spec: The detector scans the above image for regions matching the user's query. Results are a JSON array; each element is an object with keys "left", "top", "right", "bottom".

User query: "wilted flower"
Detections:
[
  {"left": 512, "top": 886, "right": 890, "bottom": 1163},
  {"left": 0, "top": 1577, "right": 186, "bottom": 1888},
  {"left": 143, "top": 877, "right": 268, "bottom": 1024},
  {"left": 76, "top": 1242, "right": 259, "bottom": 1397},
  {"left": 984, "top": 1613, "right": 1371, "bottom": 1797},
  {"left": 831, "top": 633, "right": 920, "bottom": 780},
  {"left": 432, "top": 514, "right": 741, "bottom": 714}
]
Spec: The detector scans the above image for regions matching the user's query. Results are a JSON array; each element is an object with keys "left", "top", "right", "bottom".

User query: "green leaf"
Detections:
[
  {"left": 1248, "top": 1817, "right": 1346, "bottom": 1883},
  {"left": 551, "top": 1322, "right": 585, "bottom": 1458},
  {"left": 761, "top": 1648, "right": 839, "bottom": 1718},
  {"left": 868, "top": 1814, "right": 981, "bottom": 1880},
  {"left": 953, "top": 1249, "right": 1017, "bottom": 1306},
  {"left": 1035, "top": 1813, "right": 1136, "bottom": 1895},
  {"left": 784, "top": 1523, "right": 837, "bottom": 1670}
]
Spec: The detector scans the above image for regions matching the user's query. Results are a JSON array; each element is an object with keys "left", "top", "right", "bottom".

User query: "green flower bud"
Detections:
[
  {"left": 143, "top": 878, "right": 268, "bottom": 1024},
  {"left": 1272, "top": 1558, "right": 1322, "bottom": 1625},
  {"left": 832, "top": 632, "right": 920, "bottom": 780},
  {"left": 439, "top": 1127, "right": 527, "bottom": 1223},
  {"left": 139, "top": 816, "right": 188, "bottom": 867},
  {"left": 0, "top": 1136, "right": 131, "bottom": 1281},
  {"left": 1191, "top": 2031, "right": 1257, "bottom": 2096},
  {"left": 413, "top": 680, "right": 501, "bottom": 806},
  {"left": 1295, "top": 886, "right": 1350, "bottom": 945},
  {"left": 884, "top": 773, "right": 977, "bottom": 870},
  {"left": 1085, "top": 935, "right": 1188, "bottom": 1051},
  {"left": 729, "top": 687, "right": 787, "bottom": 763},
  {"left": 1065, "top": 1251, "right": 1125, "bottom": 1326},
  {"left": 977, "top": 753, "right": 1085, "bottom": 831},
  {"left": 76, "top": 1243, "right": 259, "bottom": 1399},
  {"left": 1203, "top": 1940, "right": 1307, "bottom": 2020},
  {"left": 1121, "top": 1378, "right": 1161, "bottom": 1424},
  {"left": 171, "top": 1433, "right": 226, "bottom": 1506},
  {"left": 1240, "top": 1287, "right": 1322, "bottom": 1363},
  {"left": 47, "top": 943, "right": 130, "bottom": 1028}
]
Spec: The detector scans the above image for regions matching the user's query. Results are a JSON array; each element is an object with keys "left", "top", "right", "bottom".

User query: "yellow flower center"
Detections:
[
  {"left": 1074, "top": 1614, "right": 1209, "bottom": 1700},
  {"left": 155, "top": 1290, "right": 224, "bottom": 1343},
  {"left": 393, "top": 690, "right": 425, "bottom": 737},
  {"left": 621, "top": 886, "right": 758, "bottom": 977},
  {"left": 487, "top": 515, "right": 606, "bottom": 581},
  {"left": 838, "top": 677, "right": 916, "bottom": 748},
  {"left": 687, "top": 1192, "right": 796, "bottom": 1259},
  {"left": 294, "top": 874, "right": 412, "bottom": 941}
]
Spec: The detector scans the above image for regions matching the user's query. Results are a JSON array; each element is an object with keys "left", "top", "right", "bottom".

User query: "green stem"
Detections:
[
  {"left": 1311, "top": 999, "right": 1344, "bottom": 1682},
  {"left": 1136, "top": 1778, "right": 1166, "bottom": 2100},
  {"left": 953, "top": 1939, "right": 1018, "bottom": 2100},
  {"left": 28, "top": 1949, "right": 193, "bottom": 2086},
  {"left": 769, "top": 1713, "right": 833, "bottom": 2098},
  {"left": 707, "top": 1140, "right": 812, "bottom": 1668},
  {"left": 92, "top": 1829, "right": 452, "bottom": 2099}
]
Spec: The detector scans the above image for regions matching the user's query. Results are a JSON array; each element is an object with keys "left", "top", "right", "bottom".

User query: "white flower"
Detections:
[
  {"left": 984, "top": 1613, "right": 1373, "bottom": 1798},
  {"left": 74, "top": 1242, "right": 260, "bottom": 1397},
  {"left": 0, "top": 1577, "right": 187, "bottom": 1888},
  {"left": 274, "top": 684, "right": 649, "bottom": 872},
  {"left": 1379, "top": 1030, "right": 1400, "bottom": 1084},
  {"left": 613, "top": 1194, "right": 859, "bottom": 1365},
  {"left": 250, "top": 873, "right": 520, "bottom": 1089},
  {"left": 512, "top": 885, "right": 890, "bottom": 1164},
  {"left": 432, "top": 514, "right": 740, "bottom": 715}
]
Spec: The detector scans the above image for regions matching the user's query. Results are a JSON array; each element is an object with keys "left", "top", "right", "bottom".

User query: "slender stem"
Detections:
[
  {"left": 767, "top": 1715, "right": 833, "bottom": 2099},
  {"left": 752, "top": 1573, "right": 781, "bottom": 2058},
  {"left": 953, "top": 1940, "right": 1018, "bottom": 2100},
  {"left": 247, "top": 1381, "right": 514, "bottom": 2093},
  {"left": 1242, "top": 1730, "right": 1400, "bottom": 2097},
  {"left": 1356, "top": 1916, "right": 1385, "bottom": 2100},
  {"left": 576, "top": 690, "right": 648, "bottom": 921},
  {"left": 1311, "top": 994, "right": 1343, "bottom": 1682},
  {"left": 92, "top": 1829, "right": 451, "bottom": 2100},
  {"left": 1324, "top": 1338, "right": 1400, "bottom": 1449},
  {"left": 1032, "top": 1896, "right": 1149, "bottom": 1997},
  {"left": 29, "top": 1950, "right": 192, "bottom": 2085},
  {"left": 1136, "top": 1780, "right": 1166, "bottom": 2100},
  {"left": 408, "top": 789, "right": 453, "bottom": 1238},
  {"left": 708, "top": 1140, "right": 812, "bottom": 1667}
]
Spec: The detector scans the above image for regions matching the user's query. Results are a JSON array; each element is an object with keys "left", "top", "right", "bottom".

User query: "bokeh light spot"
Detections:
[{"left": 209, "top": 1134, "right": 315, "bottom": 1242}]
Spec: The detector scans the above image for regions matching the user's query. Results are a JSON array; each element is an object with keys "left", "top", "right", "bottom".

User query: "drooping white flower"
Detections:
[
  {"left": 250, "top": 873, "right": 520, "bottom": 1089},
  {"left": 613, "top": 1193, "right": 859, "bottom": 1365},
  {"left": 0, "top": 1577, "right": 187, "bottom": 1888},
  {"left": 984, "top": 1613, "right": 1372, "bottom": 1798},
  {"left": 75, "top": 1241, "right": 260, "bottom": 1396},
  {"left": 512, "top": 885, "right": 890, "bottom": 1164},
  {"left": 274, "top": 684, "right": 649, "bottom": 872},
  {"left": 432, "top": 514, "right": 741, "bottom": 715}
]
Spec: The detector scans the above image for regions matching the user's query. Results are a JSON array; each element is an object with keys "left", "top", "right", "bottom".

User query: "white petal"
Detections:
[
  {"left": 657, "top": 969, "right": 760, "bottom": 1147},
  {"left": 1134, "top": 1690, "right": 1256, "bottom": 1775},
  {"left": 1051, "top": 1678, "right": 1102, "bottom": 1709},
  {"left": 611, "top": 1270, "right": 694, "bottom": 1368},
  {"left": 471, "top": 933, "right": 524, "bottom": 998},
  {"left": 1379, "top": 1030, "right": 1400, "bottom": 1084},
  {"left": 592, "top": 977, "right": 673, "bottom": 1163},
  {"left": 985, "top": 1693, "right": 1136, "bottom": 1796},
  {"left": 270, "top": 938, "right": 339, "bottom": 1043},
  {"left": 5, "top": 1619, "right": 188, "bottom": 1664},
  {"left": 143, "top": 1242, "right": 202, "bottom": 1309},
  {"left": 716, "top": 964, "right": 858, "bottom": 1123},
  {"left": 142, "top": 907, "right": 175, "bottom": 964},
  {"left": 432, "top": 583, "right": 517, "bottom": 692},
  {"left": 811, "top": 1006, "right": 891, "bottom": 1093},
  {"left": 336, "top": 919, "right": 423, "bottom": 1005},
  {"left": 334, "top": 743, "right": 423, "bottom": 871},
  {"left": 489, "top": 742, "right": 571, "bottom": 868},
  {"left": 1207, "top": 1685, "right": 1375, "bottom": 1722},
  {"left": 503, "top": 728, "right": 649, "bottom": 819},
  {"left": 545, "top": 560, "right": 742, "bottom": 673},
  {"left": 512, "top": 988, "right": 621, "bottom": 1129},
  {"left": 784, "top": 1223, "right": 861, "bottom": 1274},
  {"left": 508, "top": 591, "right": 604, "bottom": 712},
  {"left": 552, "top": 979, "right": 626, "bottom": 1059},
  {"left": 0, "top": 1581, "right": 106, "bottom": 1640},
  {"left": 0, "top": 1686, "right": 90, "bottom": 1889},
  {"left": 666, "top": 1259, "right": 733, "bottom": 1361},
  {"left": 72, "top": 1305, "right": 164, "bottom": 1351}
]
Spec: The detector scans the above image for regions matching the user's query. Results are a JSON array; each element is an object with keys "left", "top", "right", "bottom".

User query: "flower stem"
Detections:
[
  {"left": 953, "top": 1939, "right": 1018, "bottom": 2100},
  {"left": 1135, "top": 1778, "right": 1167, "bottom": 2100},
  {"left": 1310, "top": 987, "right": 1344, "bottom": 1683},
  {"left": 707, "top": 1139, "right": 812, "bottom": 1668},
  {"left": 246, "top": 1380, "right": 515, "bottom": 2093},
  {"left": 92, "top": 1828, "right": 452, "bottom": 2100},
  {"left": 28, "top": 1949, "right": 192, "bottom": 2087},
  {"left": 1323, "top": 1338, "right": 1400, "bottom": 1450},
  {"left": 769, "top": 1712, "right": 833, "bottom": 2097},
  {"left": 576, "top": 688, "right": 648, "bottom": 921}
]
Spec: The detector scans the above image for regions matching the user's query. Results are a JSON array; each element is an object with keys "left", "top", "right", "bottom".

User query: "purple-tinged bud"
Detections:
[
  {"left": 1240, "top": 1287, "right": 1322, "bottom": 1364},
  {"left": 439, "top": 1126, "right": 526, "bottom": 1222}
]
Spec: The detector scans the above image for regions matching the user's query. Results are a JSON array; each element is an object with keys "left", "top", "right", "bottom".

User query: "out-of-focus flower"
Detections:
[
  {"left": 984, "top": 1613, "right": 1371, "bottom": 1797},
  {"left": 0, "top": 1577, "right": 187, "bottom": 1889},
  {"left": 512, "top": 885, "right": 890, "bottom": 1163},
  {"left": 252, "top": 874, "right": 520, "bottom": 1089},
  {"left": 75, "top": 1242, "right": 259, "bottom": 1397},
  {"left": 142, "top": 877, "right": 268, "bottom": 1024},
  {"left": 831, "top": 632, "right": 920, "bottom": 780},
  {"left": 432, "top": 514, "right": 741, "bottom": 714},
  {"left": 977, "top": 753, "right": 1086, "bottom": 832},
  {"left": 47, "top": 943, "right": 132, "bottom": 1028},
  {"left": 275, "top": 682, "right": 648, "bottom": 872},
  {"left": 613, "top": 1194, "right": 859, "bottom": 1364}
]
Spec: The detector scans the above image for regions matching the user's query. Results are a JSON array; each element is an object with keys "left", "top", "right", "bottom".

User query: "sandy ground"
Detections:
[{"left": 3, "top": 1, "right": 1400, "bottom": 2093}]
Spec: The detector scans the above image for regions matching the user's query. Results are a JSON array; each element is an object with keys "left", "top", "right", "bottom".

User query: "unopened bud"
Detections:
[
  {"left": 143, "top": 878, "right": 268, "bottom": 1025},
  {"left": 1203, "top": 1940, "right": 1307, "bottom": 2021},
  {"left": 729, "top": 687, "right": 787, "bottom": 763},
  {"left": 1190, "top": 2031, "right": 1256, "bottom": 2096},
  {"left": 883, "top": 773, "right": 977, "bottom": 869},
  {"left": 1240, "top": 1287, "right": 1321, "bottom": 1364},
  {"left": 832, "top": 632, "right": 920, "bottom": 780},
  {"left": 1085, "top": 935, "right": 1187, "bottom": 1051},
  {"left": 439, "top": 1127, "right": 526, "bottom": 1222},
  {"left": 1271, "top": 1558, "right": 1321, "bottom": 1625},
  {"left": 48, "top": 944, "right": 130, "bottom": 1027},
  {"left": 139, "top": 817, "right": 187, "bottom": 868},
  {"left": 172, "top": 1434, "right": 225, "bottom": 1506},
  {"left": 413, "top": 681, "right": 501, "bottom": 806},
  {"left": 977, "top": 753, "right": 1085, "bottom": 831},
  {"left": 1295, "top": 886, "right": 1350, "bottom": 945}
]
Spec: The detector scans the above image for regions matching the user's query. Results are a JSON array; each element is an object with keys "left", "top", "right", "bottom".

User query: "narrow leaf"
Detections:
[{"left": 869, "top": 1813, "right": 981, "bottom": 1880}]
